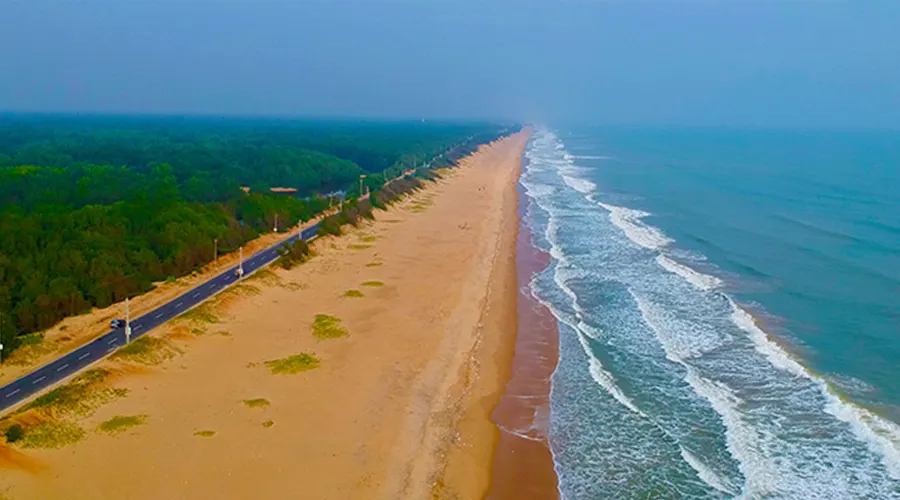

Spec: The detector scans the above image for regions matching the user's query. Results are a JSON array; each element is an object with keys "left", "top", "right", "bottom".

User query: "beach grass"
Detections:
[
  {"left": 262, "top": 420, "right": 275, "bottom": 428},
  {"left": 365, "top": 261, "right": 382, "bottom": 268},
  {"left": 343, "top": 289, "right": 364, "bottom": 298},
  {"left": 22, "top": 369, "right": 127, "bottom": 418},
  {"left": 194, "top": 430, "right": 216, "bottom": 438},
  {"left": 264, "top": 353, "right": 320, "bottom": 374},
  {"left": 98, "top": 414, "right": 147, "bottom": 435},
  {"left": 359, "top": 235, "right": 378, "bottom": 243},
  {"left": 19, "top": 421, "right": 86, "bottom": 449},
  {"left": 312, "top": 314, "right": 349, "bottom": 339},
  {"left": 112, "top": 336, "right": 181, "bottom": 365},
  {"left": 361, "top": 281, "right": 384, "bottom": 287},
  {"left": 178, "top": 305, "right": 220, "bottom": 324},
  {"left": 242, "top": 398, "right": 270, "bottom": 408},
  {"left": 348, "top": 244, "right": 372, "bottom": 250}
]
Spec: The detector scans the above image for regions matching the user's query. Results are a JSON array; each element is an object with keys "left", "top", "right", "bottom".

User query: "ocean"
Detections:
[{"left": 520, "top": 127, "right": 900, "bottom": 499}]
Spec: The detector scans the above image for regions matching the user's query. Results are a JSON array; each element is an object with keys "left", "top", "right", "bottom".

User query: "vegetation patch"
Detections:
[
  {"left": 365, "top": 261, "right": 382, "bottom": 268},
  {"left": 98, "top": 414, "right": 147, "bottom": 435},
  {"left": 343, "top": 289, "right": 364, "bottom": 298},
  {"left": 4, "top": 333, "right": 57, "bottom": 366},
  {"left": 264, "top": 353, "right": 320, "bottom": 374},
  {"left": 19, "top": 421, "right": 86, "bottom": 449},
  {"left": 178, "top": 305, "right": 220, "bottom": 324},
  {"left": 214, "top": 330, "right": 233, "bottom": 337},
  {"left": 262, "top": 420, "right": 275, "bottom": 428},
  {"left": 112, "top": 336, "right": 181, "bottom": 365},
  {"left": 348, "top": 244, "right": 372, "bottom": 250},
  {"left": 4, "top": 424, "right": 24, "bottom": 443},
  {"left": 194, "top": 430, "right": 216, "bottom": 438},
  {"left": 312, "top": 314, "right": 349, "bottom": 339},
  {"left": 361, "top": 281, "right": 384, "bottom": 288},
  {"left": 359, "top": 235, "right": 378, "bottom": 243},
  {"left": 242, "top": 398, "right": 270, "bottom": 408},
  {"left": 22, "top": 369, "right": 127, "bottom": 418}
]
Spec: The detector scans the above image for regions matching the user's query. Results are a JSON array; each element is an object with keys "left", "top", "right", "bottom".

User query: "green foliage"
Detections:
[
  {"left": 98, "top": 414, "right": 147, "bottom": 435},
  {"left": 312, "top": 314, "right": 349, "bottom": 339},
  {"left": 343, "top": 290, "right": 364, "bottom": 298},
  {"left": 0, "top": 115, "right": 518, "bottom": 358},
  {"left": 194, "top": 430, "right": 216, "bottom": 437},
  {"left": 361, "top": 281, "right": 384, "bottom": 287},
  {"left": 242, "top": 398, "right": 271, "bottom": 408},
  {"left": 264, "top": 353, "right": 320, "bottom": 374},
  {"left": 276, "top": 238, "right": 311, "bottom": 269},
  {"left": 4, "top": 424, "right": 24, "bottom": 443},
  {"left": 262, "top": 420, "right": 275, "bottom": 428}
]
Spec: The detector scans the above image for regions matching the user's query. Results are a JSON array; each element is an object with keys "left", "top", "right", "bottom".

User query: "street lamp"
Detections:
[{"left": 125, "top": 297, "right": 132, "bottom": 344}]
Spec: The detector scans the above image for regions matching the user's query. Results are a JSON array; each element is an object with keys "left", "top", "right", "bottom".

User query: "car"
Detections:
[
  {"left": 234, "top": 267, "right": 244, "bottom": 278},
  {"left": 110, "top": 319, "right": 126, "bottom": 329}
]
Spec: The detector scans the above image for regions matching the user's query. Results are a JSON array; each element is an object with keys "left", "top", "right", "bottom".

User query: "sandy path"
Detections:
[{"left": 1, "top": 131, "right": 528, "bottom": 500}]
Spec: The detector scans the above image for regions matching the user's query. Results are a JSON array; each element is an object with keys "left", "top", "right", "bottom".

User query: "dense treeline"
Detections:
[{"left": 0, "top": 114, "right": 518, "bottom": 355}]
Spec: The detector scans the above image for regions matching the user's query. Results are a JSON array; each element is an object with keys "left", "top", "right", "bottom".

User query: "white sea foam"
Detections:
[
  {"left": 562, "top": 175, "right": 597, "bottom": 194},
  {"left": 679, "top": 446, "right": 736, "bottom": 495},
  {"left": 631, "top": 289, "right": 778, "bottom": 496},
  {"left": 656, "top": 254, "right": 723, "bottom": 291},
  {"left": 536, "top": 199, "right": 647, "bottom": 418},
  {"left": 575, "top": 328, "right": 645, "bottom": 416},
  {"left": 598, "top": 202, "right": 673, "bottom": 251},
  {"left": 729, "top": 299, "right": 900, "bottom": 480}
]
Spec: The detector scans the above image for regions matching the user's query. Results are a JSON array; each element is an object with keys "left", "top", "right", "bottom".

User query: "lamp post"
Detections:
[{"left": 125, "top": 297, "right": 132, "bottom": 344}]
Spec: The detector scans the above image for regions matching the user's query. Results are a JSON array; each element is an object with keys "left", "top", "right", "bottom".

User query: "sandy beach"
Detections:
[{"left": 1, "top": 131, "right": 532, "bottom": 499}]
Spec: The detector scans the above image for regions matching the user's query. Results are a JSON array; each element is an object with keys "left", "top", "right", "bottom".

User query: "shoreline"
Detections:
[{"left": 487, "top": 166, "right": 561, "bottom": 498}]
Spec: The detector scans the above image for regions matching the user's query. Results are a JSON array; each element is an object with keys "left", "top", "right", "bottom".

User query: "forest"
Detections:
[{"left": 0, "top": 114, "right": 519, "bottom": 353}]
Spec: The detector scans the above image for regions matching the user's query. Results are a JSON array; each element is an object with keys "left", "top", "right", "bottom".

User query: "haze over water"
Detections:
[{"left": 522, "top": 127, "right": 900, "bottom": 498}]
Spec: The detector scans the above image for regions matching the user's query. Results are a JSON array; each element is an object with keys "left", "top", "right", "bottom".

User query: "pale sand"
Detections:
[{"left": 1, "top": 131, "right": 529, "bottom": 499}]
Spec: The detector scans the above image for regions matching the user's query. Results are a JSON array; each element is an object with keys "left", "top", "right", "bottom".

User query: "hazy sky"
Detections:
[{"left": 1, "top": 1, "right": 898, "bottom": 127}]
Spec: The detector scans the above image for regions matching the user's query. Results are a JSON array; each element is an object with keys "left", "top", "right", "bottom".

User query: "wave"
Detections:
[
  {"left": 561, "top": 175, "right": 597, "bottom": 194},
  {"left": 679, "top": 446, "right": 736, "bottom": 495},
  {"left": 729, "top": 299, "right": 900, "bottom": 480},
  {"left": 597, "top": 202, "right": 673, "bottom": 251},
  {"left": 655, "top": 254, "right": 723, "bottom": 291}
]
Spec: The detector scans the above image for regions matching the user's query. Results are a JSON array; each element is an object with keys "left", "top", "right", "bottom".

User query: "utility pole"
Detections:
[
  {"left": 0, "top": 311, "right": 4, "bottom": 362},
  {"left": 213, "top": 238, "right": 218, "bottom": 270},
  {"left": 274, "top": 213, "right": 279, "bottom": 233},
  {"left": 125, "top": 297, "right": 132, "bottom": 344}
]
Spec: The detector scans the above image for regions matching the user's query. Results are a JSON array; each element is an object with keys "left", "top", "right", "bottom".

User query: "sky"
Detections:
[{"left": 1, "top": 0, "right": 899, "bottom": 127}]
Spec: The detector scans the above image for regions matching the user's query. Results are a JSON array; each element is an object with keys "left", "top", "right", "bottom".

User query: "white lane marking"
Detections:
[
  {"left": 33, "top": 376, "right": 46, "bottom": 384},
  {"left": 6, "top": 389, "right": 21, "bottom": 398},
  {"left": 134, "top": 325, "right": 142, "bottom": 331},
  {"left": 155, "top": 313, "right": 163, "bottom": 319},
  {"left": 175, "top": 302, "right": 183, "bottom": 308},
  {"left": 192, "top": 293, "right": 200, "bottom": 298},
  {"left": 108, "top": 338, "right": 117, "bottom": 345},
  {"left": 78, "top": 352, "right": 90, "bottom": 360},
  {"left": 56, "top": 364, "right": 69, "bottom": 372},
  {"left": 107, "top": 347, "right": 116, "bottom": 353}
]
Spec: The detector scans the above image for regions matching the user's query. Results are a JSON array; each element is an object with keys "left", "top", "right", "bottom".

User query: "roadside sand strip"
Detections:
[{"left": 1, "top": 132, "right": 529, "bottom": 500}]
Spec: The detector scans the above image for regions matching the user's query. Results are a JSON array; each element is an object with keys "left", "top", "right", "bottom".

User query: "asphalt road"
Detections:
[{"left": 0, "top": 222, "right": 321, "bottom": 412}]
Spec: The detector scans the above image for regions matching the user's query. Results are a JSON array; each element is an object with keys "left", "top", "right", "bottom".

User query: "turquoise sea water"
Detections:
[{"left": 521, "top": 127, "right": 900, "bottom": 498}]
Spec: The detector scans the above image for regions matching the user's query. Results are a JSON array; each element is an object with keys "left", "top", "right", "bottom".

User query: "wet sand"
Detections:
[
  {"left": 488, "top": 181, "right": 560, "bottom": 499},
  {"left": 0, "top": 132, "right": 528, "bottom": 499}
]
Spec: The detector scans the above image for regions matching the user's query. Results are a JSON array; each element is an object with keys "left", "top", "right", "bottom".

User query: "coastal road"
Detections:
[{"left": 0, "top": 223, "right": 321, "bottom": 412}]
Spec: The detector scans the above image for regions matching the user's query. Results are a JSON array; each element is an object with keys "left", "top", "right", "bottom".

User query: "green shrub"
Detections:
[
  {"left": 4, "top": 424, "right": 24, "bottom": 443},
  {"left": 264, "top": 353, "right": 320, "bottom": 374}
]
